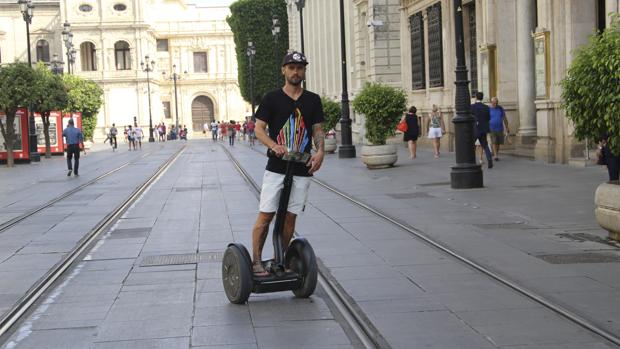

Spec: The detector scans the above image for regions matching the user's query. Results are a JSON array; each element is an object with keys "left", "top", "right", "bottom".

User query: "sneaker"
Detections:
[
  {"left": 74, "top": 172, "right": 79, "bottom": 176},
  {"left": 67, "top": 170, "right": 72, "bottom": 177}
]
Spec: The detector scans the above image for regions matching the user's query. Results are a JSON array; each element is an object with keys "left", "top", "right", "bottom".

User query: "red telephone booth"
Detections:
[
  {"left": 35, "top": 111, "right": 64, "bottom": 155},
  {"left": 62, "top": 112, "right": 83, "bottom": 151},
  {"left": 0, "top": 108, "right": 31, "bottom": 162}
]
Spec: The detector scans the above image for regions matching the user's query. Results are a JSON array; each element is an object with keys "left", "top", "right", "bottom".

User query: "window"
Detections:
[
  {"left": 114, "top": 41, "right": 131, "bottom": 70},
  {"left": 162, "top": 102, "right": 171, "bottom": 119},
  {"left": 409, "top": 12, "right": 425, "bottom": 90},
  {"left": 157, "top": 39, "right": 169, "bottom": 52},
  {"left": 80, "top": 42, "right": 97, "bottom": 71},
  {"left": 193, "top": 52, "right": 208, "bottom": 73},
  {"left": 79, "top": 4, "right": 92, "bottom": 12},
  {"left": 467, "top": 3, "right": 478, "bottom": 95},
  {"left": 113, "top": 3, "right": 126, "bottom": 11},
  {"left": 427, "top": 3, "right": 443, "bottom": 88},
  {"left": 36, "top": 40, "right": 50, "bottom": 62}
]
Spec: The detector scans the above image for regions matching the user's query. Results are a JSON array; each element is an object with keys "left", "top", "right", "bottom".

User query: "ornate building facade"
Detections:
[
  {"left": 288, "top": 0, "right": 619, "bottom": 165},
  {"left": 0, "top": 0, "right": 248, "bottom": 140}
]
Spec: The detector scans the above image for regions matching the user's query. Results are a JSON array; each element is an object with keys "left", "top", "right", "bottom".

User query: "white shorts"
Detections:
[
  {"left": 259, "top": 170, "right": 311, "bottom": 215},
  {"left": 428, "top": 127, "right": 443, "bottom": 139}
]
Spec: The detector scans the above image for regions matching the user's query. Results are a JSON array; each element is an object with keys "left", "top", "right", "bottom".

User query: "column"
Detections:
[
  {"left": 606, "top": 0, "right": 619, "bottom": 28},
  {"left": 516, "top": 0, "right": 536, "bottom": 137}
]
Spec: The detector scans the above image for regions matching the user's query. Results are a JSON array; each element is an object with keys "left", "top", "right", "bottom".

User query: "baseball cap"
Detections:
[{"left": 282, "top": 51, "right": 308, "bottom": 66}]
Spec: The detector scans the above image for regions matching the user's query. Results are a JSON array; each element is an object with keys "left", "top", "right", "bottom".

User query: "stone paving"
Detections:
[{"left": 0, "top": 139, "right": 618, "bottom": 348}]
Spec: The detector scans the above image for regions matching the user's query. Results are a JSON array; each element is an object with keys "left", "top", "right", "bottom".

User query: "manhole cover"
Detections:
[
  {"left": 109, "top": 227, "right": 151, "bottom": 239},
  {"left": 536, "top": 253, "right": 620, "bottom": 264},
  {"left": 387, "top": 192, "right": 433, "bottom": 199},
  {"left": 418, "top": 181, "right": 450, "bottom": 187},
  {"left": 474, "top": 222, "right": 540, "bottom": 230},
  {"left": 140, "top": 252, "right": 223, "bottom": 266}
]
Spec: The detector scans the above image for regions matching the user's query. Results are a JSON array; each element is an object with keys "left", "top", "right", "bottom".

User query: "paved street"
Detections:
[{"left": 0, "top": 139, "right": 618, "bottom": 348}]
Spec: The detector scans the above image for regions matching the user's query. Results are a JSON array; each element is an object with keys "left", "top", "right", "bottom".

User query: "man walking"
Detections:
[
  {"left": 109, "top": 123, "right": 118, "bottom": 149},
  {"left": 134, "top": 124, "right": 143, "bottom": 150},
  {"left": 62, "top": 118, "right": 84, "bottom": 176},
  {"left": 489, "top": 97, "right": 510, "bottom": 161},
  {"left": 471, "top": 92, "right": 493, "bottom": 168}
]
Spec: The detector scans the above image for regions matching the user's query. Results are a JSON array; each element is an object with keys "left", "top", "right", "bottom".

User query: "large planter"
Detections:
[
  {"left": 595, "top": 181, "right": 620, "bottom": 241},
  {"left": 361, "top": 144, "right": 397, "bottom": 169},
  {"left": 325, "top": 138, "right": 337, "bottom": 153}
]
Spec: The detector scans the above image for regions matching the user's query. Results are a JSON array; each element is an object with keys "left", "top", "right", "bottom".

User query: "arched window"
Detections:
[
  {"left": 80, "top": 42, "right": 97, "bottom": 71},
  {"left": 36, "top": 40, "right": 50, "bottom": 62},
  {"left": 114, "top": 41, "right": 131, "bottom": 70}
]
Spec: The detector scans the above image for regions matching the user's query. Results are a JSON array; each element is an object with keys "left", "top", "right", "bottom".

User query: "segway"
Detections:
[{"left": 222, "top": 151, "right": 318, "bottom": 304}]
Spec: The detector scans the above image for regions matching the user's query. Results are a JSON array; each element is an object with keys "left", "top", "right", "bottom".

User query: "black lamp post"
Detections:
[
  {"left": 450, "top": 0, "right": 483, "bottom": 188},
  {"left": 246, "top": 41, "right": 256, "bottom": 121},
  {"left": 141, "top": 55, "right": 156, "bottom": 142},
  {"left": 61, "top": 22, "right": 73, "bottom": 74},
  {"left": 294, "top": 0, "right": 305, "bottom": 54},
  {"left": 18, "top": 0, "right": 40, "bottom": 162},
  {"left": 271, "top": 14, "right": 281, "bottom": 89},
  {"left": 50, "top": 54, "right": 64, "bottom": 75},
  {"left": 162, "top": 65, "right": 186, "bottom": 132},
  {"left": 337, "top": 0, "right": 355, "bottom": 158}
]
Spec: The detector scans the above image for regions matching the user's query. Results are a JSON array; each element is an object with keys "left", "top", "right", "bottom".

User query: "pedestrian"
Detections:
[
  {"left": 108, "top": 123, "right": 118, "bottom": 149},
  {"left": 127, "top": 125, "right": 136, "bottom": 150},
  {"left": 134, "top": 124, "right": 143, "bottom": 150},
  {"left": 242, "top": 118, "right": 248, "bottom": 141},
  {"left": 247, "top": 118, "right": 256, "bottom": 147},
  {"left": 471, "top": 92, "right": 493, "bottom": 168},
  {"left": 250, "top": 51, "right": 325, "bottom": 276},
  {"left": 228, "top": 120, "right": 236, "bottom": 146},
  {"left": 183, "top": 125, "right": 188, "bottom": 140},
  {"left": 211, "top": 120, "right": 218, "bottom": 141},
  {"left": 426, "top": 104, "right": 445, "bottom": 158},
  {"left": 203, "top": 121, "right": 209, "bottom": 137},
  {"left": 123, "top": 126, "right": 128, "bottom": 143},
  {"left": 402, "top": 106, "right": 420, "bottom": 159},
  {"left": 489, "top": 97, "right": 510, "bottom": 161},
  {"left": 597, "top": 133, "right": 620, "bottom": 181},
  {"left": 62, "top": 118, "right": 84, "bottom": 177},
  {"left": 221, "top": 121, "right": 228, "bottom": 141},
  {"left": 217, "top": 121, "right": 222, "bottom": 141}
]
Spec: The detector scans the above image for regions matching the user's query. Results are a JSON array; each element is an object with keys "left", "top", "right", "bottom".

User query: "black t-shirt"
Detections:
[{"left": 255, "top": 89, "right": 325, "bottom": 177}]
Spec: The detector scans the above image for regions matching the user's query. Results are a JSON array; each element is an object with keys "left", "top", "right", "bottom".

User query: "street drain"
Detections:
[
  {"left": 140, "top": 252, "right": 223, "bottom": 266},
  {"left": 387, "top": 192, "right": 433, "bottom": 199},
  {"left": 536, "top": 253, "right": 620, "bottom": 264}
]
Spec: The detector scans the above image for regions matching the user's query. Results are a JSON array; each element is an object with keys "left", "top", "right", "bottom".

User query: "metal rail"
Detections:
[
  {"left": 220, "top": 145, "right": 384, "bottom": 349},
  {"left": 0, "top": 146, "right": 185, "bottom": 338}
]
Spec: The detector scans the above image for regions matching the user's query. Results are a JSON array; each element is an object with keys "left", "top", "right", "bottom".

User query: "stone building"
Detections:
[
  {"left": 0, "top": 0, "right": 248, "bottom": 140},
  {"left": 287, "top": 0, "right": 619, "bottom": 164}
]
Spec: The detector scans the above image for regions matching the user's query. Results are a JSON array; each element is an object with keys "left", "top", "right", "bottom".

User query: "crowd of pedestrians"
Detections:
[{"left": 205, "top": 117, "right": 256, "bottom": 147}]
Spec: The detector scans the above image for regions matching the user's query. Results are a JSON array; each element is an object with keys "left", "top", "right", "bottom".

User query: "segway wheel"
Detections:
[
  {"left": 222, "top": 245, "right": 252, "bottom": 304},
  {"left": 285, "top": 238, "right": 318, "bottom": 298}
]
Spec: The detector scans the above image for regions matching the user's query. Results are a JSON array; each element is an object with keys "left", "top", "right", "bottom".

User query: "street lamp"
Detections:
[
  {"left": 246, "top": 41, "right": 256, "bottom": 121},
  {"left": 337, "top": 0, "right": 355, "bottom": 158},
  {"left": 294, "top": 0, "right": 305, "bottom": 54},
  {"left": 141, "top": 55, "right": 156, "bottom": 142},
  {"left": 271, "top": 14, "right": 281, "bottom": 89},
  {"left": 61, "top": 22, "right": 74, "bottom": 74},
  {"left": 18, "top": 0, "right": 40, "bottom": 162},
  {"left": 162, "top": 65, "right": 186, "bottom": 133},
  {"left": 50, "top": 54, "right": 64, "bottom": 75},
  {"left": 450, "top": 0, "right": 483, "bottom": 188}
]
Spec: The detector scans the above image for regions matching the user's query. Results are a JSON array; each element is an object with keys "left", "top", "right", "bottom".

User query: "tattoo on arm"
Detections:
[{"left": 313, "top": 123, "right": 325, "bottom": 151}]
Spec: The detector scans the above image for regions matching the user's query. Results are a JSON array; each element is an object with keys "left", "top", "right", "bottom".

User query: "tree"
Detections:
[
  {"left": 227, "top": 0, "right": 288, "bottom": 106},
  {"left": 62, "top": 74, "right": 103, "bottom": 141},
  {"left": 33, "top": 63, "right": 68, "bottom": 158},
  {"left": 561, "top": 15, "right": 620, "bottom": 154},
  {"left": 0, "top": 63, "right": 38, "bottom": 167}
]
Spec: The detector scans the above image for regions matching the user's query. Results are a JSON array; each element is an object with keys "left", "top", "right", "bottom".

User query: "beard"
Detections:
[{"left": 286, "top": 75, "right": 303, "bottom": 86}]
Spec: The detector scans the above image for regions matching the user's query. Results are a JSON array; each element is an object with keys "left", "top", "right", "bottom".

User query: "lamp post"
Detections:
[
  {"left": 141, "top": 55, "right": 156, "bottom": 142},
  {"left": 337, "top": 0, "right": 355, "bottom": 158},
  {"left": 271, "top": 14, "right": 281, "bottom": 89},
  {"left": 246, "top": 41, "right": 256, "bottom": 121},
  {"left": 18, "top": 0, "right": 40, "bottom": 162},
  {"left": 50, "top": 54, "right": 64, "bottom": 75},
  {"left": 294, "top": 0, "right": 305, "bottom": 54},
  {"left": 450, "top": 0, "right": 483, "bottom": 188},
  {"left": 61, "top": 22, "right": 73, "bottom": 74},
  {"left": 162, "top": 65, "right": 186, "bottom": 132}
]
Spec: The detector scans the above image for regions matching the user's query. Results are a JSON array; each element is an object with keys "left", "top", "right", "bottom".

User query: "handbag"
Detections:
[{"left": 397, "top": 119, "right": 408, "bottom": 133}]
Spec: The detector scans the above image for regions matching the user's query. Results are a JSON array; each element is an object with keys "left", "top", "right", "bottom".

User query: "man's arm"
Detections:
[
  {"left": 255, "top": 119, "right": 286, "bottom": 156},
  {"left": 312, "top": 122, "right": 325, "bottom": 153}
]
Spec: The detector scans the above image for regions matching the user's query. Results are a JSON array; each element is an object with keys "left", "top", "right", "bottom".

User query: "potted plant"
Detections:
[
  {"left": 561, "top": 15, "right": 620, "bottom": 240},
  {"left": 352, "top": 82, "right": 406, "bottom": 169},
  {"left": 321, "top": 97, "right": 340, "bottom": 153}
]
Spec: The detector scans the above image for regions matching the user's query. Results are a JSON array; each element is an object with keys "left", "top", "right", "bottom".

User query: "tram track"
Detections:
[
  {"left": 0, "top": 151, "right": 153, "bottom": 234},
  {"left": 220, "top": 144, "right": 386, "bottom": 349},
  {"left": 236, "top": 143, "right": 620, "bottom": 348},
  {"left": 0, "top": 145, "right": 186, "bottom": 339}
]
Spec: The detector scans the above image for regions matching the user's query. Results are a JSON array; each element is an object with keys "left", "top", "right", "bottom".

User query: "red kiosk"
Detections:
[
  {"left": 0, "top": 108, "right": 31, "bottom": 162},
  {"left": 35, "top": 111, "right": 64, "bottom": 155}
]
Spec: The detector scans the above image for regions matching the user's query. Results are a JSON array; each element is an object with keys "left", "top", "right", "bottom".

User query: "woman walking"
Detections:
[
  {"left": 426, "top": 104, "right": 445, "bottom": 158},
  {"left": 402, "top": 106, "right": 420, "bottom": 159}
]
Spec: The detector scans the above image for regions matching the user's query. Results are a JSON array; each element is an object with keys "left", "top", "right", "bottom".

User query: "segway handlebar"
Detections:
[{"left": 267, "top": 149, "right": 311, "bottom": 163}]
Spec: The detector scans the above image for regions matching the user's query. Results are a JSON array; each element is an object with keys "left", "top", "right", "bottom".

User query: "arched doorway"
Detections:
[{"left": 191, "top": 96, "right": 214, "bottom": 132}]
